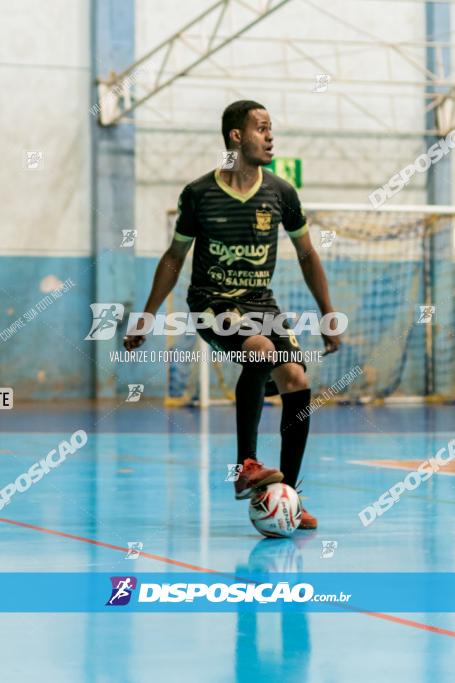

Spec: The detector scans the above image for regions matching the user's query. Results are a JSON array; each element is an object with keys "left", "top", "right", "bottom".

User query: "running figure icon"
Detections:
[{"left": 106, "top": 576, "right": 137, "bottom": 606}]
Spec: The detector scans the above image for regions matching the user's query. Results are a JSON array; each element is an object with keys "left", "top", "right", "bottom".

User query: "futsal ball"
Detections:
[{"left": 248, "top": 483, "right": 302, "bottom": 538}]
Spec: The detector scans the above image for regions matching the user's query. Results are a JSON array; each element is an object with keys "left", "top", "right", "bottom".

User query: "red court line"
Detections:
[
  {"left": 362, "top": 611, "right": 455, "bottom": 638},
  {"left": 0, "top": 517, "right": 218, "bottom": 574},
  {"left": 1, "top": 516, "right": 455, "bottom": 638}
]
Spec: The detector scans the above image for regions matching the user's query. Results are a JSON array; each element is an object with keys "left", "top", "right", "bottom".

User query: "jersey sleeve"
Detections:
[
  {"left": 281, "top": 184, "right": 308, "bottom": 238},
  {"left": 174, "top": 186, "right": 198, "bottom": 242}
]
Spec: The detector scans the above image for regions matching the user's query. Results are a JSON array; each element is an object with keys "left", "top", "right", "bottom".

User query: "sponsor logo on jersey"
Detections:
[{"left": 209, "top": 240, "right": 270, "bottom": 266}]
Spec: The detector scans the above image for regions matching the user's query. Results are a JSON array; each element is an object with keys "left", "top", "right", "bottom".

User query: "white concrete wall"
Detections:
[
  {"left": 134, "top": 0, "right": 443, "bottom": 256},
  {"left": 0, "top": 0, "right": 91, "bottom": 256}
]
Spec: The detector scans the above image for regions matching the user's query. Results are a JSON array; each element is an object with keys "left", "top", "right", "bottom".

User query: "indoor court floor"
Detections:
[{"left": 1, "top": 403, "right": 454, "bottom": 682}]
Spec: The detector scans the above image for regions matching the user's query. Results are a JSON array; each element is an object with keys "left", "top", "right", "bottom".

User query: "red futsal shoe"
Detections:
[
  {"left": 298, "top": 506, "right": 318, "bottom": 530},
  {"left": 235, "top": 458, "right": 284, "bottom": 500},
  {"left": 296, "top": 482, "right": 318, "bottom": 529}
]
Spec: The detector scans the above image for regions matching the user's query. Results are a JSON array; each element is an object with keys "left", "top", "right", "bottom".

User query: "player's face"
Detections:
[{"left": 240, "top": 109, "right": 274, "bottom": 165}]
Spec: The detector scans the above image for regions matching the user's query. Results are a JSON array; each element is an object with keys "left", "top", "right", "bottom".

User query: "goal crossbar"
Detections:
[{"left": 302, "top": 203, "right": 455, "bottom": 214}]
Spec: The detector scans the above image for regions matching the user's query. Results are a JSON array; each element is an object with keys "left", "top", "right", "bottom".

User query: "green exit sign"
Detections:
[{"left": 265, "top": 157, "right": 302, "bottom": 189}]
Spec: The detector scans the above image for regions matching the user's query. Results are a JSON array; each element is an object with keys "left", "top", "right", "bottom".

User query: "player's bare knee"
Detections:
[
  {"left": 242, "top": 335, "right": 275, "bottom": 362},
  {"left": 272, "top": 363, "right": 310, "bottom": 393}
]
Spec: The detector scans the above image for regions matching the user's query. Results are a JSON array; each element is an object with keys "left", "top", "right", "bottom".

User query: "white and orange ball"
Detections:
[{"left": 249, "top": 483, "right": 302, "bottom": 538}]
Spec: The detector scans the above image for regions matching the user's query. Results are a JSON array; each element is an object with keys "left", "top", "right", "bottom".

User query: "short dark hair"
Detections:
[{"left": 221, "top": 99, "right": 266, "bottom": 148}]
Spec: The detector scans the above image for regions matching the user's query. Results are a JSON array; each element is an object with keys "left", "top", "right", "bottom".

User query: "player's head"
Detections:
[{"left": 222, "top": 100, "right": 273, "bottom": 166}]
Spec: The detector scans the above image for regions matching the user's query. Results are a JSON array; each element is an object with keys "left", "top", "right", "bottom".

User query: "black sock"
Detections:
[
  {"left": 280, "top": 388, "right": 311, "bottom": 488},
  {"left": 235, "top": 364, "right": 271, "bottom": 464}
]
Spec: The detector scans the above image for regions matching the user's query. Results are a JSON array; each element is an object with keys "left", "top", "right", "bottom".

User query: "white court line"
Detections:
[{"left": 199, "top": 409, "right": 210, "bottom": 569}]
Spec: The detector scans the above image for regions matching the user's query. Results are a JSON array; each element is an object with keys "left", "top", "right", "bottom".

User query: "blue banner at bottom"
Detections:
[{"left": 1, "top": 573, "right": 454, "bottom": 612}]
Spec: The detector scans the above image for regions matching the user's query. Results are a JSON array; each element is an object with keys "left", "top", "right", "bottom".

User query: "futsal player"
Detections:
[{"left": 124, "top": 100, "right": 340, "bottom": 528}]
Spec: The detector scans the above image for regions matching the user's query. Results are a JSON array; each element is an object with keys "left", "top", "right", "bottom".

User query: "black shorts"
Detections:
[{"left": 191, "top": 299, "right": 307, "bottom": 385}]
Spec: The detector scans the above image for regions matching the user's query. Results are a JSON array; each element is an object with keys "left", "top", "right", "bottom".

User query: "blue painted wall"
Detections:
[{"left": 0, "top": 257, "right": 93, "bottom": 399}]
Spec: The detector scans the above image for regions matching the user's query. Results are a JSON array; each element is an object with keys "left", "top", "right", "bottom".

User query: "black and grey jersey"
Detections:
[{"left": 174, "top": 167, "right": 307, "bottom": 310}]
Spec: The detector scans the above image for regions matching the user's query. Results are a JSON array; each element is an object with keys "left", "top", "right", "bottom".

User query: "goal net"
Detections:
[{"left": 164, "top": 205, "right": 455, "bottom": 406}]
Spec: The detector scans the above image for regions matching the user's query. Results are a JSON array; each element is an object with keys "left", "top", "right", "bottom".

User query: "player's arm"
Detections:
[
  {"left": 123, "top": 238, "right": 192, "bottom": 351},
  {"left": 291, "top": 231, "right": 341, "bottom": 355},
  {"left": 124, "top": 184, "right": 198, "bottom": 351},
  {"left": 144, "top": 238, "right": 191, "bottom": 316}
]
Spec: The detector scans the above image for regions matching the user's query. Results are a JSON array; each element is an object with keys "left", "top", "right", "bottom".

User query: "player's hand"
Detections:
[
  {"left": 321, "top": 332, "right": 341, "bottom": 355},
  {"left": 123, "top": 312, "right": 150, "bottom": 351},
  {"left": 321, "top": 313, "right": 342, "bottom": 355},
  {"left": 123, "top": 334, "right": 146, "bottom": 351}
]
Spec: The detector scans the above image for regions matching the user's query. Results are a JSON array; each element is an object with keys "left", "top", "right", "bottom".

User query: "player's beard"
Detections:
[
  {"left": 241, "top": 148, "right": 271, "bottom": 167},
  {"left": 240, "top": 138, "right": 272, "bottom": 167}
]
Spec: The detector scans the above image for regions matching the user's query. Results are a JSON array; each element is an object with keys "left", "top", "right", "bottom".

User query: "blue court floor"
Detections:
[{"left": 1, "top": 403, "right": 454, "bottom": 682}]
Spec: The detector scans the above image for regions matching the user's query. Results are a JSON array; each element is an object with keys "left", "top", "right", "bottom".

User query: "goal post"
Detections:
[{"left": 164, "top": 204, "right": 455, "bottom": 406}]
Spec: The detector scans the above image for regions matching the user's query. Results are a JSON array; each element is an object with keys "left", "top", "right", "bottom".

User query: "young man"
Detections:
[{"left": 124, "top": 100, "right": 340, "bottom": 529}]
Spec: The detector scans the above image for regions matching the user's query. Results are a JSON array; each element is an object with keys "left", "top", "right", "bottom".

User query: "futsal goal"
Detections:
[{"left": 164, "top": 204, "right": 455, "bottom": 407}]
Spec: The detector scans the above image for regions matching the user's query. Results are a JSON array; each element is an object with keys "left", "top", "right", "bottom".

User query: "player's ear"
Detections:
[{"left": 229, "top": 128, "right": 241, "bottom": 146}]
